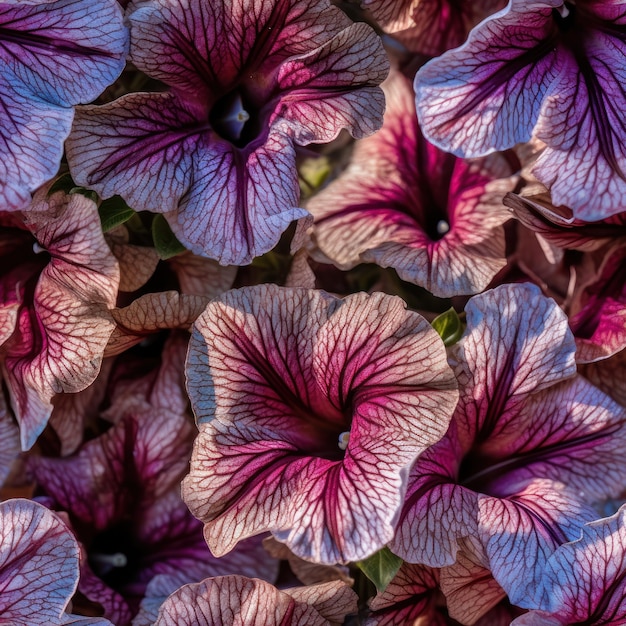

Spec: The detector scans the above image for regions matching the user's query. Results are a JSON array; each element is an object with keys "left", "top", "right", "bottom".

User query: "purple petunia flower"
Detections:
[
  {"left": 66, "top": 0, "right": 389, "bottom": 265},
  {"left": 0, "top": 0, "right": 128, "bottom": 209},
  {"left": 183, "top": 285, "right": 458, "bottom": 565},
  {"left": 414, "top": 0, "right": 626, "bottom": 221},
  {"left": 391, "top": 283, "right": 626, "bottom": 611}
]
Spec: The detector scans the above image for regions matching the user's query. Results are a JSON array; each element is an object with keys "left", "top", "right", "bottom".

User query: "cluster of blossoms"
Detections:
[{"left": 1, "top": 0, "right": 626, "bottom": 624}]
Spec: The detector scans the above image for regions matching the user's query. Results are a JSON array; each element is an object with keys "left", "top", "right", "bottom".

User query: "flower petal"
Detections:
[{"left": 0, "top": 499, "right": 79, "bottom": 624}]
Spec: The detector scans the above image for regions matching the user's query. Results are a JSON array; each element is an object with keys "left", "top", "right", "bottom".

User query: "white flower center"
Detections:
[
  {"left": 338, "top": 431, "right": 350, "bottom": 451},
  {"left": 436, "top": 220, "right": 450, "bottom": 235}
]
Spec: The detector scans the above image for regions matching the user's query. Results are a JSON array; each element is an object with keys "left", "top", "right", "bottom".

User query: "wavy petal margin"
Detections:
[
  {"left": 511, "top": 505, "right": 626, "bottom": 623},
  {"left": 0, "top": 499, "right": 79, "bottom": 624},
  {"left": 309, "top": 69, "right": 516, "bottom": 297},
  {"left": 154, "top": 577, "right": 357, "bottom": 626},
  {"left": 184, "top": 285, "right": 458, "bottom": 564},
  {"left": 0, "top": 0, "right": 127, "bottom": 208},
  {"left": 1, "top": 190, "right": 119, "bottom": 450}
]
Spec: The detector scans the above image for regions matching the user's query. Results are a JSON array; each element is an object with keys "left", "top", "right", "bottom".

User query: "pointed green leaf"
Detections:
[
  {"left": 431, "top": 307, "right": 464, "bottom": 346},
  {"left": 355, "top": 547, "right": 403, "bottom": 593},
  {"left": 152, "top": 214, "right": 186, "bottom": 259},
  {"left": 98, "top": 196, "right": 136, "bottom": 232}
]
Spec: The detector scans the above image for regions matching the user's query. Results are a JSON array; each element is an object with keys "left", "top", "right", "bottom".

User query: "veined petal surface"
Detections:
[
  {"left": 0, "top": 0, "right": 127, "bottom": 208},
  {"left": 0, "top": 190, "right": 119, "bottom": 450},
  {"left": 184, "top": 285, "right": 458, "bottom": 564},
  {"left": 154, "top": 577, "right": 357, "bottom": 626},
  {"left": 0, "top": 499, "right": 80, "bottom": 624},
  {"left": 309, "top": 69, "right": 516, "bottom": 298}
]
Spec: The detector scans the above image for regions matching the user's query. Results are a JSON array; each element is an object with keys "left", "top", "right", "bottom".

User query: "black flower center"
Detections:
[
  {"left": 88, "top": 522, "right": 142, "bottom": 590},
  {"left": 210, "top": 88, "right": 266, "bottom": 147},
  {"left": 552, "top": 1, "right": 577, "bottom": 33}
]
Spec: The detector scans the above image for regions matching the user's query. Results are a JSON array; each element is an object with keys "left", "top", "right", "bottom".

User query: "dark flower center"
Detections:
[
  {"left": 552, "top": 1, "right": 576, "bottom": 33},
  {"left": 88, "top": 521, "right": 142, "bottom": 590},
  {"left": 210, "top": 88, "right": 267, "bottom": 147}
]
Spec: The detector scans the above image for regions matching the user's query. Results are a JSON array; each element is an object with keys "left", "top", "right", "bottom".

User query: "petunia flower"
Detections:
[
  {"left": 362, "top": 0, "right": 506, "bottom": 56},
  {"left": 0, "top": 0, "right": 127, "bottom": 209},
  {"left": 510, "top": 505, "right": 626, "bottom": 625},
  {"left": 0, "top": 498, "right": 113, "bottom": 625},
  {"left": 505, "top": 189, "right": 626, "bottom": 252},
  {"left": 153, "top": 576, "right": 357, "bottom": 626},
  {"left": 29, "top": 335, "right": 277, "bottom": 625},
  {"left": 0, "top": 188, "right": 120, "bottom": 450},
  {"left": 390, "top": 283, "right": 626, "bottom": 609},
  {"left": 183, "top": 285, "right": 458, "bottom": 565},
  {"left": 414, "top": 0, "right": 626, "bottom": 221},
  {"left": 308, "top": 69, "right": 517, "bottom": 298},
  {"left": 567, "top": 244, "right": 626, "bottom": 362},
  {"left": 66, "top": 0, "right": 389, "bottom": 265}
]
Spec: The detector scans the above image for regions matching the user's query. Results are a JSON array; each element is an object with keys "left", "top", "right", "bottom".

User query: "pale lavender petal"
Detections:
[
  {"left": 0, "top": 499, "right": 79, "bottom": 624},
  {"left": 414, "top": 0, "right": 561, "bottom": 157},
  {"left": 67, "top": 92, "right": 200, "bottom": 215},
  {"left": 184, "top": 286, "right": 458, "bottom": 564},
  {"left": 452, "top": 282, "right": 576, "bottom": 449},
  {"left": 523, "top": 505, "right": 626, "bottom": 622},
  {"left": 167, "top": 130, "right": 307, "bottom": 264},
  {"left": 532, "top": 31, "right": 626, "bottom": 221},
  {"left": 473, "top": 375, "right": 626, "bottom": 501},
  {"left": 273, "top": 21, "right": 388, "bottom": 143},
  {"left": 0, "top": 0, "right": 127, "bottom": 106},
  {"left": 0, "top": 68, "right": 72, "bottom": 209},
  {"left": 479, "top": 479, "right": 597, "bottom": 606}
]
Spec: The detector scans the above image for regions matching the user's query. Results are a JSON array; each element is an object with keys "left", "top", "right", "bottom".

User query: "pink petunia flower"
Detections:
[
  {"left": 66, "top": 0, "right": 389, "bottom": 265},
  {"left": 308, "top": 69, "right": 517, "bottom": 298},
  {"left": 0, "top": 188, "right": 119, "bottom": 450},
  {"left": 183, "top": 285, "right": 458, "bottom": 565},
  {"left": 391, "top": 283, "right": 626, "bottom": 610}
]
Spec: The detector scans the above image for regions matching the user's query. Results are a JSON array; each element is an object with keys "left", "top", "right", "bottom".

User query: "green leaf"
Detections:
[
  {"left": 298, "top": 157, "right": 331, "bottom": 198},
  {"left": 69, "top": 186, "right": 99, "bottom": 203},
  {"left": 431, "top": 307, "right": 464, "bottom": 347},
  {"left": 98, "top": 196, "right": 135, "bottom": 232},
  {"left": 47, "top": 173, "right": 75, "bottom": 196},
  {"left": 355, "top": 547, "right": 403, "bottom": 593},
  {"left": 151, "top": 214, "right": 186, "bottom": 259}
]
